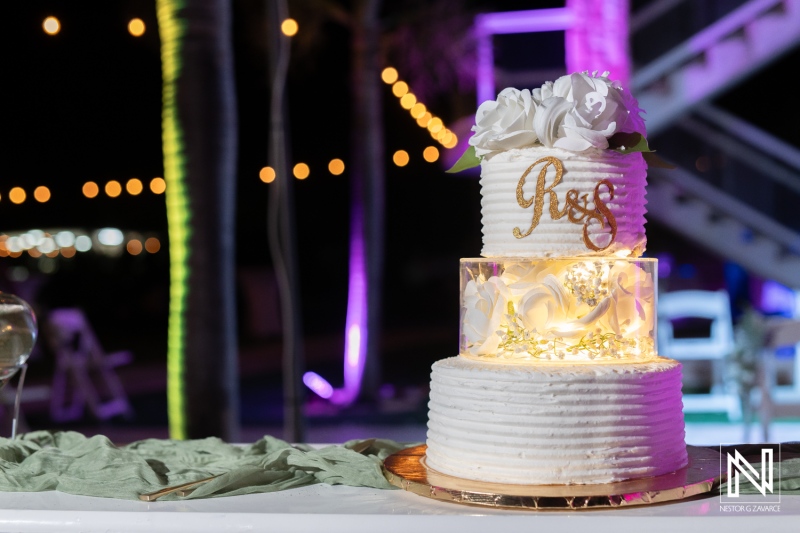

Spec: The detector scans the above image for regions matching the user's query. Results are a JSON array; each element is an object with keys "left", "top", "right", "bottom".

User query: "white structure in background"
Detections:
[
  {"left": 473, "top": 0, "right": 631, "bottom": 106},
  {"left": 658, "top": 290, "right": 741, "bottom": 420}
]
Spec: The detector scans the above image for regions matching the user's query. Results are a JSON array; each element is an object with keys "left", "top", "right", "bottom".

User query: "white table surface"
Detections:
[{"left": 0, "top": 483, "right": 798, "bottom": 533}]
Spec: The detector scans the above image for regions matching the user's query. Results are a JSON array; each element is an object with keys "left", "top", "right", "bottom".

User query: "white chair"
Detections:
[
  {"left": 44, "top": 308, "right": 133, "bottom": 422},
  {"left": 658, "top": 290, "right": 741, "bottom": 420},
  {"left": 758, "top": 318, "right": 800, "bottom": 441}
]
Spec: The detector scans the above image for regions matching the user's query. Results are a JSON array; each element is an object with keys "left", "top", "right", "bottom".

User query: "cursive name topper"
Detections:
[{"left": 512, "top": 156, "right": 618, "bottom": 251}]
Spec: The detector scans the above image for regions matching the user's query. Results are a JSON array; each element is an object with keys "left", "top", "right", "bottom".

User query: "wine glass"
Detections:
[{"left": 0, "top": 292, "right": 38, "bottom": 438}]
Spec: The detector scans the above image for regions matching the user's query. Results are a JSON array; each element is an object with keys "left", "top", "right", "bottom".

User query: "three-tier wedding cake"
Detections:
[{"left": 425, "top": 72, "right": 687, "bottom": 485}]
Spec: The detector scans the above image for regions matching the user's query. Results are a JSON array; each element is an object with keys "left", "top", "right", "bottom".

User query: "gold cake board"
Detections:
[{"left": 382, "top": 444, "right": 724, "bottom": 510}]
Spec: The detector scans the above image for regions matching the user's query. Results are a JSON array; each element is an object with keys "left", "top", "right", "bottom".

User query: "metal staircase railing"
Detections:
[{"left": 631, "top": 0, "right": 800, "bottom": 135}]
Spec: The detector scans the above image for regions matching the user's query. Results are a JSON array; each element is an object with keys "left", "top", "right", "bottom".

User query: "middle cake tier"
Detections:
[{"left": 461, "top": 257, "right": 657, "bottom": 361}]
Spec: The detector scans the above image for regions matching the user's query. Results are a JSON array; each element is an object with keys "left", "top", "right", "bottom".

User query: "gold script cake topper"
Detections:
[{"left": 513, "top": 157, "right": 618, "bottom": 251}]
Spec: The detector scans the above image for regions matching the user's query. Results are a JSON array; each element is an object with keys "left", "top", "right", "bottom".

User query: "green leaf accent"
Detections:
[
  {"left": 446, "top": 145, "right": 481, "bottom": 173},
  {"left": 609, "top": 132, "right": 676, "bottom": 169},
  {"left": 608, "top": 132, "right": 651, "bottom": 154}
]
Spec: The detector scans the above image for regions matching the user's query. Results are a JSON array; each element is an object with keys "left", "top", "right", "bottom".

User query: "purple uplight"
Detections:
[
  {"left": 303, "top": 371, "right": 334, "bottom": 399},
  {"left": 303, "top": 214, "right": 368, "bottom": 406}
]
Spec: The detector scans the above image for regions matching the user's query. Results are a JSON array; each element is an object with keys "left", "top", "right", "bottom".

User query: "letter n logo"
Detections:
[{"left": 727, "top": 449, "right": 774, "bottom": 497}]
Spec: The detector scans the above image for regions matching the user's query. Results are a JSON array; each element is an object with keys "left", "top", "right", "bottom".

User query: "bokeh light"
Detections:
[
  {"left": 381, "top": 67, "right": 398, "bottom": 84},
  {"left": 128, "top": 18, "right": 145, "bottom": 37},
  {"left": 427, "top": 117, "right": 444, "bottom": 133},
  {"left": 328, "top": 159, "right": 345, "bottom": 175},
  {"left": 127, "top": 239, "right": 143, "bottom": 255},
  {"left": 126, "top": 178, "right": 143, "bottom": 195},
  {"left": 150, "top": 177, "right": 166, "bottom": 194},
  {"left": 392, "top": 81, "right": 409, "bottom": 98},
  {"left": 423, "top": 146, "right": 440, "bottom": 163},
  {"left": 145, "top": 237, "right": 161, "bottom": 253},
  {"left": 43, "top": 17, "right": 60, "bottom": 35},
  {"left": 34, "top": 186, "right": 51, "bottom": 203},
  {"left": 444, "top": 133, "right": 459, "bottom": 149},
  {"left": 281, "top": 18, "right": 298, "bottom": 37},
  {"left": 416, "top": 112, "right": 432, "bottom": 128},
  {"left": 410, "top": 103, "right": 426, "bottom": 119},
  {"left": 293, "top": 163, "right": 310, "bottom": 180},
  {"left": 259, "top": 166, "right": 276, "bottom": 183},
  {"left": 105, "top": 180, "right": 122, "bottom": 198},
  {"left": 83, "top": 181, "right": 99, "bottom": 198},
  {"left": 9, "top": 188, "right": 26, "bottom": 204},
  {"left": 400, "top": 93, "right": 416, "bottom": 110},
  {"left": 61, "top": 246, "right": 76, "bottom": 258},
  {"left": 393, "top": 150, "right": 410, "bottom": 167}
]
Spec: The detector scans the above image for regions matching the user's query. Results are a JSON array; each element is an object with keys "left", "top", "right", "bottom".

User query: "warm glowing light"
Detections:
[
  {"left": 150, "top": 177, "right": 166, "bottom": 194},
  {"left": 392, "top": 81, "right": 409, "bottom": 98},
  {"left": 259, "top": 166, "right": 276, "bottom": 183},
  {"left": 328, "top": 158, "right": 345, "bottom": 175},
  {"left": 400, "top": 93, "right": 416, "bottom": 109},
  {"left": 126, "top": 178, "right": 143, "bottom": 195},
  {"left": 393, "top": 150, "right": 410, "bottom": 167},
  {"left": 428, "top": 117, "right": 444, "bottom": 133},
  {"left": 83, "top": 181, "right": 99, "bottom": 198},
  {"left": 381, "top": 67, "right": 398, "bottom": 84},
  {"left": 61, "top": 246, "right": 76, "bottom": 258},
  {"left": 128, "top": 18, "right": 146, "bottom": 37},
  {"left": 416, "top": 112, "right": 432, "bottom": 128},
  {"left": 444, "top": 134, "right": 459, "bottom": 149},
  {"left": 28, "top": 249, "right": 42, "bottom": 258},
  {"left": 127, "top": 239, "right": 143, "bottom": 255},
  {"left": 145, "top": 237, "right": 161, "bottom": 253},
  {"left": 423, "top": 146, "right": 440, "bottom": 163},
  {"left": 281, "top": 18, "right": 298, "bottom": 37},
  {"left": 410, "top": 102, "right": 426, "bottom": 118},
  {"left": 34, "top": 186, "right": 51, "bottom": 203},
  {"left": 45, "top": 250, "right": 60, "bottom": 258},
  {"left": 293, "top": 163, "right": 310, "bottom": 180},
  {"left": 8, "top": 251, "right": 22, "bottom": 258},
  {"left": 9, "top": 187, "right": 26, "bottom": 204},
  {"left": 105, "top": 180, "right": 122, "bottom": 198},
  {"left": 43, "top": 17, "right": 60, "bottom": 35}
]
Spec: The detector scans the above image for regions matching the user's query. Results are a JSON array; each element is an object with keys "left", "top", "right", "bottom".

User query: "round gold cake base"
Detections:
[{"left": 382, "top": 444, "right": 723, "bottom": 510}]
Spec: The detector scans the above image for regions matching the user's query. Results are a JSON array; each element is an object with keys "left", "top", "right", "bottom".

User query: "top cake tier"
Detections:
[
  {"left": 480, "top": 146, "right": 647, "bottom": 258},
  {"left": 460, "top": 71, "right": 651, "bottom": 258}
]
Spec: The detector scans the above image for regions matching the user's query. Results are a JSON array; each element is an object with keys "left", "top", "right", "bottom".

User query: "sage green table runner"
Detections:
[
  {"left": 0, "top": 431, "right": 408, "bottom": 501},
  {"left": 2, "top": 432, "right": 799, "bottom": 501}
]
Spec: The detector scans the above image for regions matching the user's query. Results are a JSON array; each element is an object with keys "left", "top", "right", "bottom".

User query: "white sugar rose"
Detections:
[
  {"left": 468, "top": 88, "right": 538, "bottom": 157},
  {"left": 500, "top": 260, "right": 571, "bottom": 298},
  {"left": 533, "top": 71, "right": 646, "bottom": 152},
  {"left": 517, "top": 274, "right": 610, "bottom": 339},
  {"left": 463, "top": 276, "right": 512, "bottom": 355}
]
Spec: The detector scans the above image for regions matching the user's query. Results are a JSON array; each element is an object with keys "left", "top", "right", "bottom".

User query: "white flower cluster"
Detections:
[
  {"left": 462, "top": 260, "right": 655, "bottom": 359},
  {"left": 468, "top": 71, "right": 646, "bottom": 156}
]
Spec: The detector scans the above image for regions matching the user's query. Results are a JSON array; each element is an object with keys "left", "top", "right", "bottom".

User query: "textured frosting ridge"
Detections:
[
  {"left": 426, "top": 356, "right": 687, "bottom": 485},
  {"left": 480, "top": 145, "right": 647, "bottom": 258}
]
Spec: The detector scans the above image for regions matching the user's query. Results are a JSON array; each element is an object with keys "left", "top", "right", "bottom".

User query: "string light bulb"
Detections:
[
  {"left": 281, "top": 18, "right": 298, "bottom": 37},
  {"left": 128, "top": 18, "right": 145, "bottom": 37},
  {"left": 381, "top": 67, "right": 398, "bottom": 84},
  {"left": 43, "top": 17, "right": 60, "bottom": 35}
]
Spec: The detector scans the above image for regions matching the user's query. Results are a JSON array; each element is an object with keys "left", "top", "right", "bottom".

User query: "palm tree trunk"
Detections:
[{"left": 157, "top": 0, "right": 240, "bottom": 440}]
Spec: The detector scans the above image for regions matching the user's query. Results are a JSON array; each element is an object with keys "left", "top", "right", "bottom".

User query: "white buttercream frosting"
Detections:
[
  {"left": 480, "top": 145, "right": 647, "bottom": 258},
  {"left": 426, "top": 356, "right": 687, "bottom": 485}
]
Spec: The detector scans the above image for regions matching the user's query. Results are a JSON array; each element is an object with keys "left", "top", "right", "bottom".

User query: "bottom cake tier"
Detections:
[{"left": 426, "top": 355, "right": 688, "bottom": 485}]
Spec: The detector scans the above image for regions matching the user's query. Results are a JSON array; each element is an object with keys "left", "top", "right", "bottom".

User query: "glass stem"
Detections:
[{"left": 11, "top": 364, "right": 27, "bottom": 440}]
